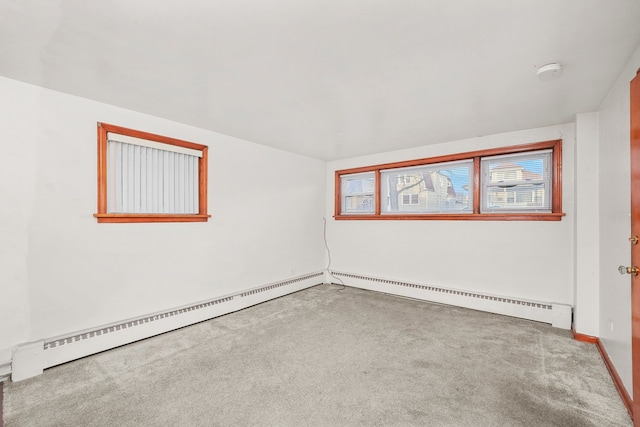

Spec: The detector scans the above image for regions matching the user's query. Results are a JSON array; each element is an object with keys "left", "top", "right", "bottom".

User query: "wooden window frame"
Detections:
[
  {"left": 334, "top": 139, "right": 564, "bottom": 221},
  {"left": 94, "top": 123, "right": 211, "bottom": 223}
]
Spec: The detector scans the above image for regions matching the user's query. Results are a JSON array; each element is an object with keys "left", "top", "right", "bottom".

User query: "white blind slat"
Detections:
[
  {"left": 107, "top": 132, "right": 203, "bottom": 157},
  {"left": 133, "top": 145, "right": 141, "bottom": 213},
  {"left": 482, "top": 149, "right": 552, "bottom": 162},
  {"left": 107, "top": 140, "right": 199, "bottom": 214},
  {"left": 380, "top": 159, "right": 473, "bottom": 173}
]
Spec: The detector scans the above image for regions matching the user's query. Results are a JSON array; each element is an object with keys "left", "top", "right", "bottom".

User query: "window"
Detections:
[
  {"left": 481, "top": 150, "right": 551, "bottom": 213},
  {"left": 340, "top": 172, "right": 376, "bottom": 214},
  {"left": 381, "top": 160, "right": 473, "bottom": 214},
  {"left": 401, "top": 194, "right": 419, "bottom": 205},
  {"left": 334, "top": 139, "right": 563, "bottom": 221},
  {"left": 400, "top": 175, "right": 412, "bottom": 185},
  {"left": 94, "top": 123, "right": 210, "bottom": 223}
]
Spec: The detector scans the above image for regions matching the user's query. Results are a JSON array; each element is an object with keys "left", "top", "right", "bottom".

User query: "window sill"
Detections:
[
  {"left": 94, "top": 213, "right": 211, "bottom": 223},
  {"left": 334, "top": 213, "right": 565, "bottom": 221}
]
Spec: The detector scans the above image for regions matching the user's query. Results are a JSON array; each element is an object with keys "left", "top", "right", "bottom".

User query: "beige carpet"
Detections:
[{"left": 3, "top": 284, "right": 632, "bottom": 426}]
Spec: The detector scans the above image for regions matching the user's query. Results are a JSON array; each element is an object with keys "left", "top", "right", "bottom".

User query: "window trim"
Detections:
[
  {"left": 334, "top": 139, "right": 564, "bottom": 221},
  {"left": 94, "top": 122, "right": 211, "bottom": 223}
]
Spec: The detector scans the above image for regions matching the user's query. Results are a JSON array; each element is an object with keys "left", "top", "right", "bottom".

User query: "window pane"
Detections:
[
  {"left": 481, "top": 150, "right": 551, "bottom": 213},
  {"left": 341, "top": 172, "right": 375, "bottom": 214},
  {"left": 381, "top": 160, "right": 473, "bottom": 214},
  {"left": 107, "top": 140, "right": 199, "bottom": 214}
]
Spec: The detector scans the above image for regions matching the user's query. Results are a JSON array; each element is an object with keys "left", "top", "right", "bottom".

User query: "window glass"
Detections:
[
  {"left": 481, "top": 150, "right": 551, "bottom": 213},
  {"left": 341, "top": 172, "right": 376, "bottom": 214},
  {"left": 381, "top": 160, "right": 473, "bottom": 214},
  {"left": 107, "top": 140, "right": 200, "bottom": 214}
]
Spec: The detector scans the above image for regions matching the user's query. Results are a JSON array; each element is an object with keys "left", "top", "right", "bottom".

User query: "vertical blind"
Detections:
[{"left": 107, "top": 139, "right": 200, "bottom": 214}]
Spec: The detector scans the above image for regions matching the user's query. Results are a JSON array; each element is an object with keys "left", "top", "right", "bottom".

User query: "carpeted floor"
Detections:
[{"left": 3, "top": 284, "right": 633, "bottom": 426}]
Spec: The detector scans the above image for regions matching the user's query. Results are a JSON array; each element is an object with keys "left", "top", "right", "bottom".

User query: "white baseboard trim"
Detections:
[
  {"left": 11, "top": 341, "right": 44, "bottom": 381},
  {"left": 0, "top": 363, "right": 11, "bottom": 382},
  {"left": 0, "top": 347, "right": 11, "bottom": 381},
  {"left": 10, "top": 272, "right": 323, "bottom": 381},
  {"left": 330, "top": 271, "right": 572, "bottom": 329},
  {"left": 9, "top": 270, "right": 571, "bottom": 382}
]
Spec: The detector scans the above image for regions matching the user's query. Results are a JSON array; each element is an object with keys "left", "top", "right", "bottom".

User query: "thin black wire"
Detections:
[{"left": 323, "top": 217, "right": 346, "bottom": 291}]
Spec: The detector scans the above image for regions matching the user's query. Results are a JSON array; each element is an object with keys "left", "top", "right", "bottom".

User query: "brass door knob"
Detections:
[
  {"left": 618, "top": 265, "right": 639, "bottom": 276},
  {"left": 630, "top": 236, "right": 639, "bottom": 245}
]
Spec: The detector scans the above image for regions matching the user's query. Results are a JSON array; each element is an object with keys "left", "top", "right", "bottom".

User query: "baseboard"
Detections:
[
  {"left": 0, "top": 362, "right": 10, "bottom": 382},
  {"left": 571, "top": 326, "right": 598, "bottom": 344},
  {"left": 0, "top": 348, "right": 10, "bottom": 382},
  {"left": 331, "top": 271, "right": 572, "bottom": 329},
  {"left": 1, "top": 381, "right": 4, "bottom": 427},
  {"left": 11, "top": 272, "right": 323, "bottom": 381},
  {"left": 595, "top": 338, "right": 633, "bottom": 419},
  {"left": 569, "top": 327, "right": 633, "bottom": 419}
]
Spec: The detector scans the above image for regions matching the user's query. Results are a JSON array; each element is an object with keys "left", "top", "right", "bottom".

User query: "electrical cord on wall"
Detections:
[{"left": 323, "top": 217, "right": 345, "bottom": 290}]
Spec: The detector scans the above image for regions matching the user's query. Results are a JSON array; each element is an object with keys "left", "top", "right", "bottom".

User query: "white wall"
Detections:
[
  {"left": 0, "top": 76, "right": 326, "bottom": 352},
  {"left": 574, "top": 112, "right": 600, "bottom": 336},
  {"left": 325, "top": 124, "right": 575, "bottom": 306},
  {"left": 0, "top": 79, "right": 37, "bottom": 357},
  {"left": 598, "top": 43, "right": 640, "bottom": 395}
]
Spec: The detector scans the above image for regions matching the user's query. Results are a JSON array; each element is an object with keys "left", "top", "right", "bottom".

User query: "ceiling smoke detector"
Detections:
[{"left": 536, "top": 63, "right": 563, "bottom": 81}]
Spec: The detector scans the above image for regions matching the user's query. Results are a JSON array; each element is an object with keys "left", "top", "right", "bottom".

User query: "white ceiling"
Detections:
[{"left": 1, "top": 1, "right": 640, "bottom": 161}]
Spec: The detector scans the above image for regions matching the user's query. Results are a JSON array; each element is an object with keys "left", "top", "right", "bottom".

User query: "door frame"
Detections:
[{"left": 631, "top": 67, "right": 640, "bottom": 426}]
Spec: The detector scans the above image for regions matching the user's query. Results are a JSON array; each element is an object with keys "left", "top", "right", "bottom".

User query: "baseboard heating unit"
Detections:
[
  {"left": 10, "top": 272, "right": 323, "bottom": 382},
  {"left": 330, "top": 271, "right": 571, "bottom": 329}
]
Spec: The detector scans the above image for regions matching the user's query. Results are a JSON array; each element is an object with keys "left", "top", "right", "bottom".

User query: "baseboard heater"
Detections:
[
  {"left": 0, "top": 362, "right": 10, "bottom": 382},
  {"left": 331, "top": 271, "right": 572, "bottom": 329},
  {"left": 11, "top": 272, "right": 323, "bottom": 381}
]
